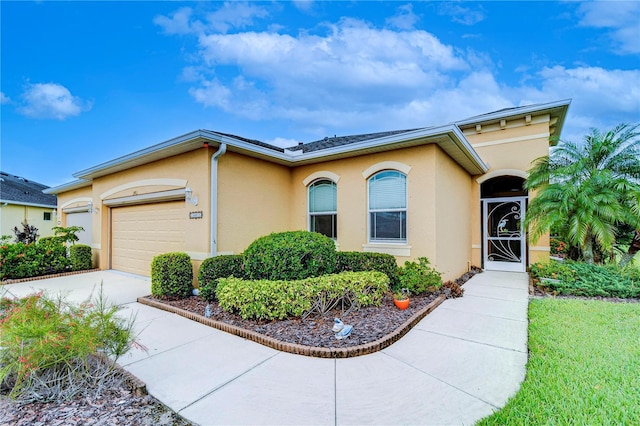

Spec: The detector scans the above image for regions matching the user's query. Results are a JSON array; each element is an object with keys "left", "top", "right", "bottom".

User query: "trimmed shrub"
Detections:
[
  {"left": 335, "top": 251, "right": 400, "bottom": 287},
  {"left": 69, "top": 244, "right": 93, "bottom": 271},
  {"left": 0, "top": 240, "right": 69, "bottom": 280},
  {"left": 151, "top": 252, "right": 193, "bottom": 299},
  {"left": 397, "top": 257, "right": 442, "bottom": 295},
  {"left": 216, "top": 271, "right": 389, "bottom": 320},
  {"left": 243, "top": 231, "right": 336, "bottom": 281},
  {"left": 198, "top": 254, "right": 245, "bottom": 302}
]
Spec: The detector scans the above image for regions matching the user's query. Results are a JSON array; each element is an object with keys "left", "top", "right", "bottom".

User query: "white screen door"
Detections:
[{"left": 482, "top": 197, "right": 527, "bottom": 272}]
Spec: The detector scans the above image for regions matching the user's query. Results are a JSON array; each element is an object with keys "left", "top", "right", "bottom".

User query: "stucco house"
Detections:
[
  {"left": 1, "top": 172, "right": 57, "bottom": 240},
  {"left": 45, "top": 100, "right": 570, "bottom": 280}
]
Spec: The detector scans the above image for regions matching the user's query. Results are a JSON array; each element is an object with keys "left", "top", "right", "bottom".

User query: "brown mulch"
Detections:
[
  {"left": 0, "top": 389, "right": 193, "bottom": 426},
  {"left": 145, "top": 268, "right": 482, "bottom": 349}
]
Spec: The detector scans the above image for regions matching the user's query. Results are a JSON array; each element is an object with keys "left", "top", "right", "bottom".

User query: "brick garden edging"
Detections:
[
  {"left": 0, "top": 269, "right": 102, "bottom": 285},
  {"left": 137, "top": 294, "right": 447, "bottom": 359}
]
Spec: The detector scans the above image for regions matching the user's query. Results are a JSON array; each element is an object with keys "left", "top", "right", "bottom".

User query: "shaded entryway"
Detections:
[{"left": 481, "top": 176, "right": 528, "bottom": 272}]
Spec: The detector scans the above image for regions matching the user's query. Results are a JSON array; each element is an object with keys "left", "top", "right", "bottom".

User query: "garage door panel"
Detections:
[
  {"left": 111, "top": 202, "right": 186, "bottom": 276},
  {"left": 66, "top": 212, "right": 92, "bottom": 246}
]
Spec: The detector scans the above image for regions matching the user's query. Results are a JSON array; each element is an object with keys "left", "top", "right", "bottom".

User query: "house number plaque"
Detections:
[{"left": 189, "top": 211, "right": 203, "bottom": 219}]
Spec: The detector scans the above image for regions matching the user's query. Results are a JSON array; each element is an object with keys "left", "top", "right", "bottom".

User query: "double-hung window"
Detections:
[
  {"left": 308, "top": 179, "right": 337, "bottom": 239},
  {"left": 368, "top": 170, "right": 407, "bottom": 242}
]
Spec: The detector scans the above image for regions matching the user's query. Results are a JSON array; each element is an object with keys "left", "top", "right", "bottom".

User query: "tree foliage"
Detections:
[{"left": 525, "top": 123, "right": 640, "bottom": 264}]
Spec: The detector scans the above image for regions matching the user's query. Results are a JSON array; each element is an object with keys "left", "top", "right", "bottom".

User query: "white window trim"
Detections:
[
  {"left": 307, "top": 178, "right": 338, "bottom": 240},
  {"left": 367, "top": 170, "right": 408, "bottom": 244}
]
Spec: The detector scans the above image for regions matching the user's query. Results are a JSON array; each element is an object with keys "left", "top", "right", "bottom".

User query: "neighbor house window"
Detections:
[
  {"left": 43, "top": 212, "right": 52, "bottom": 221},
  {"left": 368, "top": 170, "right": 407, "bottom": 242},
  {"left": 308, "top": 179, "right": 337, "bottom": 239}
]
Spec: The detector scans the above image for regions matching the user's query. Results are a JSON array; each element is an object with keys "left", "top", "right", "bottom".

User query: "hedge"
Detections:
[
  {"left": 69, "top": 244, "right": 93, "bottom": 271},
  {"left": 335, "top": 251, "right": 400, "bottom": 287},
  {"left": 216, "top": 271, "right": 389, "bottom": 320},
  {"left": 244, "top": 231, "right": 336, "bottom": 281},
  {"left": 151, "top": 252, "right": 193, "bottom": 299},
  {"left": 198, "top": 254, "right": 246, "bottom": 302},
  {"left": 0, "top": 240, "right": 69, "bottom": 280}
]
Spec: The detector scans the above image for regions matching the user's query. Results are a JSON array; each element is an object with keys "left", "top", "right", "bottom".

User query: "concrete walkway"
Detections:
[{"left": 2, "top": 270, "right": 530, "bottom": 425}]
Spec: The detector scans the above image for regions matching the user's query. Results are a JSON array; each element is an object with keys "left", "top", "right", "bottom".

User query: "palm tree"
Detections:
[{"left": 525, "top": 123, "right": 640, "bottom": 264}]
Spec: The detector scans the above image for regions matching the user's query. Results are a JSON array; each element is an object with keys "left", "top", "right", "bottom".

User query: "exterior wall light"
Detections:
[{"left": 185, "top": 187, "right": 192, "bottom": 201}]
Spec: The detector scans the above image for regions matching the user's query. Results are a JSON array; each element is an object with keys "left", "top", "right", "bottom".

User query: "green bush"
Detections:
[
  {"left": 531, "top": 260, "right": 640, "bottom": 298},
  {"left": 69, "top": 244, "right": 93, "bottom": 271},
  {"left": 335, "top": 251, "right": 400, "bottom": 287},
  {"left": 216, "top": 271, "right": 389, "bottom": 320},
  {"left": 198, "top": 254, "right": 245, "bottom": 302},
  {"left": 0, "top": 240, "right": 69, "bottom": 280},
  {"left": 243, "top": 231, "right": 336, "bottom": 281},
  {"left": 397, "top": 257, "right": 442, "bottom": 295},
  {"left": 0, "top": 286, "right": 137, "bottom": 401},
  {"left": 151, "top": 252, "right": 193, "bottom": 299}
]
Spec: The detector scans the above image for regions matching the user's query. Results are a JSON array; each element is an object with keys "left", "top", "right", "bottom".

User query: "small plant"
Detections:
[
  {"left": 12, "top": 221, "right": 38, "bottom": 244},
  {"left": 442, "top": 280, "right": 464, "bottom": 298},
  {"left": 393, "top": 288, "right": 409, "bottom": 300},
  {"left": 151, "top": 252, "right": 193, "bottom": 299},
  {"left": 0, "top": 284, "right": 139, "bottom": 402},
  {"left": 51, "top": 225, "right": 85, "bottom": 246},
  {"left": 397, "top": 257, "right": 442, "bottom": 296}
]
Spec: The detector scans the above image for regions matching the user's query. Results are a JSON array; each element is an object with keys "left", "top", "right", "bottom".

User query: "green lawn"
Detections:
[{"left": 478, "top": 298, "right": 640, "bottom": 425}]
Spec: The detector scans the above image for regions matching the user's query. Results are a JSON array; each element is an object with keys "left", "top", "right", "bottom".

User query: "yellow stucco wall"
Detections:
[
  {"left": 465, "top": 117, "right": 552, "bottom": 267},
  {"left": 290, "top": 145, "right": 441, "bottom": 265},
  {"left": 434, "top": 146, "right": 473, "bottom": 280},
  {"left": 217, "top": 152, "right": 292, "bottom": 255},
  {"left": 0, "top": 204, "right": 56, "bottom": 240}
]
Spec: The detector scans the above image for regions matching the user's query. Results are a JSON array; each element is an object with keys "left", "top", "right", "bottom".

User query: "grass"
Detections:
[{"left": 478, "top": 298, "right": 640, "bottom": 425}]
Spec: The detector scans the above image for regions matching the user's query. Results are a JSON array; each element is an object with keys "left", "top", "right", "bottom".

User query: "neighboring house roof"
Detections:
[
  {"left": 0, "top": 171, "right": 57, "bottom": 207},
  {"left": 45, "top": 99, "right": 571, "bottom": 195}
]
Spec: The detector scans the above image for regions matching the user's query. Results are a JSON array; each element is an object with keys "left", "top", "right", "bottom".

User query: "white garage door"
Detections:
[
  {"left": 66, "top": 211, "right": 92, "bottom": 246},
  {"left": 111, "top": 202, "right": 186, "bottom": 276}
]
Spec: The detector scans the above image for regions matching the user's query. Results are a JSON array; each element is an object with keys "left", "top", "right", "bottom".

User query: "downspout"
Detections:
[{"left": 210, "top": 143, "right": 227, "bottom": 257}]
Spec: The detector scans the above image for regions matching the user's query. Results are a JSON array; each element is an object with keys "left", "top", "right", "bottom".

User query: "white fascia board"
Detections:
[
  {"left": 0, "top": 200, "right": 57, "bottom": 208},
  {"left": 43, "top": 179, "right": 92, "bottom": 195},
  {"left": 290, "top": 125, "right": 489, "bottom": 175},
  {"left": 455, "top": 99, "right": 571, "bottom": 127}
]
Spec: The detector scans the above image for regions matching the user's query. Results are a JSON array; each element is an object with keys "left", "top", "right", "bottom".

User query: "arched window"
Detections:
[
  {"left": 368, "top": 170, "right": 407, "bottom": 242},
  {"left": 308, "top": 179, "right": 337, "bottom": 239}
]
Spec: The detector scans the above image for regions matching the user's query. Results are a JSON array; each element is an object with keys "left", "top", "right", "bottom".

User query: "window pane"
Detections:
[
  {"left": 311, "top": 214, "right": 336, "bottom": 239},
  {"left": 309, "top": 180, "right": 337, "bottom": 213},
  {"left": 370, "top": 211, "right": 406, "bottom": 241},
  {"left": 369, "top": 171, "right": 406, "bottom": 210}
]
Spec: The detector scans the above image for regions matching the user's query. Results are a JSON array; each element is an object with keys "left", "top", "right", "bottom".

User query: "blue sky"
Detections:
[{"left": 1, "top": 1, "right": 639, "bottom": 188}]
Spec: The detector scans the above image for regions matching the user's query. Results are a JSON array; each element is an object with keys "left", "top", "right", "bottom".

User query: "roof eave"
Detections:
[
  {"left": 0, "top": 200, "right": 57, "bottom": 208},
  {"left": 44, "top": 179, "right": 92, "bottom": 195},
  {"left": 290, "top": 125, "right": 489, "bottom": 175}
]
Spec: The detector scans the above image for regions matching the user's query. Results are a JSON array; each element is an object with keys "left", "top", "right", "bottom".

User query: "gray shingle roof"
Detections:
[
  {"left": 212, "top": 131, "right": 286, "bottom": 153},
  {"left": 0, "top": 172, "right": 57, "bottom": 207},
  {"left": 287, "top": 129, "right": 422, "bottom": 153}
]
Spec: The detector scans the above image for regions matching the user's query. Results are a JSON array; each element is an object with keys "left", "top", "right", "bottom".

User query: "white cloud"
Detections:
[
  {"left": 18, "top": 83, "right": 92, "bottom": 120},
  {"left": 158, "top": 5, "right": 638, "bottom": 143},
  {"left": 386, "top": 4, "right": 420, "bottom": 30},
  {"left": 154, "top": 2, "right": 269, "bottom": 35},
  {"left": 577, "top": 2, "right": 640, "bottom": 54},
  {"left": 293, "top": 1, "right": 314, "bottom": 12},
  {"left": 188, "top": 17, "right": 469, "bottom": 125},
  {"left": 0, "top": 92, "right": 10, "bottom": 104},
  {"left": 438, "top": 2, "right": 486, "bottom": 26}
]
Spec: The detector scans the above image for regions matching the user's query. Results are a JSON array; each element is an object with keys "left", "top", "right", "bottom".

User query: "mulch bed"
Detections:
[{"left": 141, "top": 268, "right": 482, "bottom": 352}]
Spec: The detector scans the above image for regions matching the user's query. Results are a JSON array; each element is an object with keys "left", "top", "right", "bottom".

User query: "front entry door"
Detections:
[{"left": 483, "top": 197, "right": 527, "bottom": 272}]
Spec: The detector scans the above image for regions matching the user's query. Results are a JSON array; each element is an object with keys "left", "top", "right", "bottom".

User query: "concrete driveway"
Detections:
[{"left": 1, "top": 269, "right": 530, "bottom": 425}]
